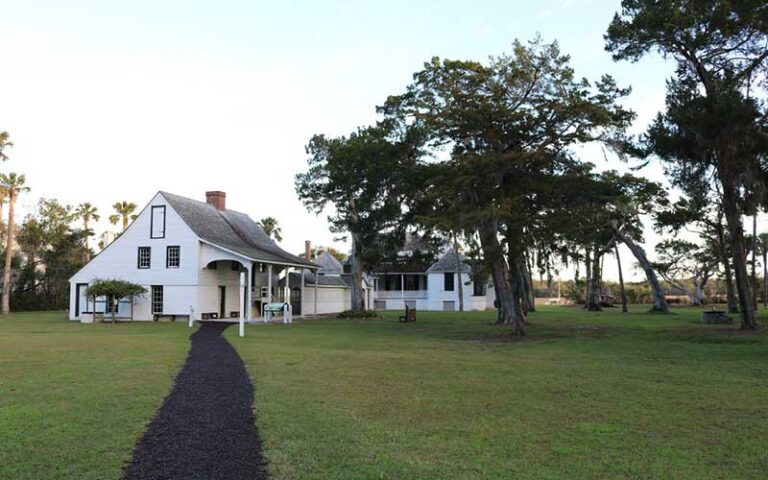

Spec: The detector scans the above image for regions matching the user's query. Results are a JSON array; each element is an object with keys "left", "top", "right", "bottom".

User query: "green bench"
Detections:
[{"left": 263, "top": 302, "right": 292, "bottom": 323}]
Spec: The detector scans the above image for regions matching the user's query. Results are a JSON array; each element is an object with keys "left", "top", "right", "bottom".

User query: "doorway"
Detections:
[
  {"left": 290, "top": 287, "right": 301, "bottom": 316},
  {"left": 219, "top": 286, "right": 226, "bottom": 318},
  {"left": 75, "top": 283, "right": 89, "bottom": 317}
]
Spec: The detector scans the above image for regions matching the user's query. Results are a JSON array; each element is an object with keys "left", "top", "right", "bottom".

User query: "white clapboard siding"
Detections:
[{"left": 69, "top": 192, "right": 201, "bottom": 320}]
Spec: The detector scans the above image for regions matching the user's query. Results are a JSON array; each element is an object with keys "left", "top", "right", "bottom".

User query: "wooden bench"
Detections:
[{"left": 399, "top": 305, "right": 416, "bottom": 323}]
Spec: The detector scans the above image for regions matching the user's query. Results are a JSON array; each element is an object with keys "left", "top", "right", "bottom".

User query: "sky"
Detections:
[{"left": 0, "top": 0, "right": 751, "bottom": 282}]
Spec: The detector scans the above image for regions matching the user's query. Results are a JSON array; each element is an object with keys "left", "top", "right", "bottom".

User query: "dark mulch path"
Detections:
[{"left": 121, "top": 322, "right": 268, "bottom": 480}]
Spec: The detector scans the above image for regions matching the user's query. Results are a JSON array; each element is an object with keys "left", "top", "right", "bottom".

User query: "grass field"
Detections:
[
  {"left": 2, "top": 307, "right": 768, "bottom": 479},
  {"left": 0, "top": 313, "right": 190, "bottom": 480},
  {"left": 228, "top": 306, "right": 768, "bottom": 480}
]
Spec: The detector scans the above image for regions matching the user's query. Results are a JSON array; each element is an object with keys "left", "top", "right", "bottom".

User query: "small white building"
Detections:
[
  {"left": 372, "top": 249, "right": 495, "bottom": 311},
  {"left": 68, "top": 191, "right": 348, "bottom": 322}
]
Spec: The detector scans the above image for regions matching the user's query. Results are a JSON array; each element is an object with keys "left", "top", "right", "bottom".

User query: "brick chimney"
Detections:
[
  {"left": 205, "top": 191, "right": 226, "bottom": 211},
  {"left": 305, "top": 240, "right": 312, "bottom": 260}
]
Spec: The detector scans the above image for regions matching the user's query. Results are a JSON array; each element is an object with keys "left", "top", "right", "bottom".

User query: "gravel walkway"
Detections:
[{"left": 121, "top": 322, "right": 268, "bottom": 480}]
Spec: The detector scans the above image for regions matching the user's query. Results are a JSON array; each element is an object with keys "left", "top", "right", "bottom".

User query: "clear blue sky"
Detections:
[{"left": 1, "top": 0, "right": 689, "bottom": 280}]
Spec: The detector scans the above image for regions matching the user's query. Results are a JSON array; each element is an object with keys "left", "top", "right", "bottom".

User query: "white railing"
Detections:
[{"left": 374, "top": 290, "right": 428, "bottom": 300}]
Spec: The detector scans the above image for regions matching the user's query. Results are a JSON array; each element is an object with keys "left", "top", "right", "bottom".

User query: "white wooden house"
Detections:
[
  {"left": 371, "top": 249, "right": 496, "bottom": 311},
  {"left": 68, "top": 191, "right": 350, "bottom": 322}
]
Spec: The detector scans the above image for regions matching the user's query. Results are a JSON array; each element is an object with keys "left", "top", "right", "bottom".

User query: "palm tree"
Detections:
[
  {"left": 76, "top": 202, "right": 100, "bottom": 239},
  {"left": 108, "top": 201, "right": 137, "bottom": 232},
  {"left": 0, "top": 131, "right": 12, "bottom": 162},
  {"left": 0, "top": 132, "right": 13, "bottom": 243},
  {"left": 258, "top": 216, "right": 283, "bottom": 242},
  {"left": 1, "top": 173, "right": 29, "bottom": 314}
]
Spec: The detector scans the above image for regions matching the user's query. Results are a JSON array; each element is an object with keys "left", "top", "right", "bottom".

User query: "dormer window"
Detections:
[{"left": 151, "top": 206, "right": 166, "bottom": 239}]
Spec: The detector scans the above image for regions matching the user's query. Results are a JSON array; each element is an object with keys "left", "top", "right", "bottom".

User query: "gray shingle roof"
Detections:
[
  {"left": 426, "top": 249, "right": 471, "bottom": 273},
  {"left": 161, "top": 191, "right": 315, "bottom": 268},
  {"left": 280, "top": 271, "right": 350, "bottom": 288},
  {"left": 314, "top": 251, "right": 344, "bottom": 274}
]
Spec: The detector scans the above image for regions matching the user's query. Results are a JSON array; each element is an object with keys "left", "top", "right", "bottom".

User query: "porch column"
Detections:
[
  {"left": 246, "top": 263, "right": 253, "bottom": 322},
  {"left": 266, "top": 264, "right": 273, "bottom": 323},
  {"left": 401, "top": 274, "right": 405, "bottom": 306},
  {"left": 300, "top": 267, "right": 305, "bottom": 318},
  {"left": 314, "top": 269, "right": 318, "bottom": 317},
  {"left": 239, "top": 271, "right": 245, "bottom": 337},
  {"left": 285, "top": 267, "right": 290, "bottom": 303}
]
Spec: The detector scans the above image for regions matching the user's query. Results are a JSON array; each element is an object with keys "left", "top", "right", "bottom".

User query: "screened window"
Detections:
[
  {"left": 151, "top": 286, "right": 163, "bottom": 314},
  {"left": 151, "top": 206, "right": 166, "bottom": 238},
  {"left": 105, "top": 295, "right": 118, "bottom": 313},
  {"left": 166, "top": 246, "right": 180, "bottom": 268},
  {"left": 444, "top": 272, "right": 455, "bottom": 291},
  {"left": 138, "top": 247, "right": 151, "bottom": 269},
  {"left": 473, "top": 280, "right": 487, "bottom": 296}
]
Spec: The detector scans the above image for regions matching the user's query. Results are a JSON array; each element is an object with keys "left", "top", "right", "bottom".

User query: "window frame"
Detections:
[
  {"left": 150, "top": 205, "right": 166, "bottom": 239},
  {"left": 166, "top": 245, "right": 180, "bottom": 269},
  {"left": 443, "top": 272, "right": 455, "bottom": 292},
  {"left": 151, "top": 285, "right": 164, "bottom": 315},
  {"left": 137, "top": 246, "right": 151, "bottom": 269}
]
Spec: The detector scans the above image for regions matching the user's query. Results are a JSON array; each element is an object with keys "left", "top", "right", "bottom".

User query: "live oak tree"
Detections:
[
  {"left": 296, "top": 122, "right": 422, "bottom": 313},
  {"left": 653, "top": 239, "right": 718, "bottom": 306},
  {"left": 382, "top": 38, "right": 635, "bottom": 334},
  {"left": 606, "top": 0, "right": 768, "bottom": 329}
]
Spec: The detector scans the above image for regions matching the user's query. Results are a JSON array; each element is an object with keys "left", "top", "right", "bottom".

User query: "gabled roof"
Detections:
[
  {"left": 314, "top": 251, "right": 344, "bottom": 274},
  {"left": 426, "top": 249, "right": 471, "bottom": 273},
  {"left": 161, "top": 192, "right": 315, "bottom": 268}
]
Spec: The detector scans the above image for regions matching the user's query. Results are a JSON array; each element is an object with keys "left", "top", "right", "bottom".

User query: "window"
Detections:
[
  {"left": 444, "top": 272, "right": 455, "bottom": 291},
  {"left": 105, "top": 295, "right": 118, "bottom": 314},
  {"left": 166, "top": 246, "right": 180, "bottom": 268},
  {"left": 150, "top": 206, "right": 166, "bottom": 238},
  {"left": 151, "top": 286, "right": 163, "bottom": 314},
  {"left": 231, "top": 261, "right": 240, "bottom": 271},
  {"left": 138, "top": 247, "right": 151, "bottom": 269},
  {"left": 473, "top": 281, "right": 487, "bottom": 297}
]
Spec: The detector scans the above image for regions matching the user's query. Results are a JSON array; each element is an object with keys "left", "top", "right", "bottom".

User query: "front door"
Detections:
[
  {"left": 219, "top": 286, "right": 226, "bottom": 318},
  {"left": 75, "top": 283, "right": 89, "bottom": 317},
  {"left": 290, "top": 287, "right": 301, "bottom": 316}
]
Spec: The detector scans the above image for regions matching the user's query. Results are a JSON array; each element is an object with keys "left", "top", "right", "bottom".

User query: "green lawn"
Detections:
[
  {"left": 0, "top": 313, "right": 190, "bottom": 480},
  {"left": 228, "top": 306, "right": 768, "bottom": 480},
  {"left": 2, "top": 308, "right": 767, "bottom": 480}
]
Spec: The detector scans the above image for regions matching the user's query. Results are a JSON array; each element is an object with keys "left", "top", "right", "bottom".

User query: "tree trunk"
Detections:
[
  {"left": 616, "top": 231, "right": 670, "bottom": 313},
  {"left": 752, "top": 214, "right": 757, "bottom": 311},
  {"left": 349, "top": 232, "right": 365, "bottom": 312},
  {"left": 587, "top": 246, "right": 602, "bottom": 311},
  {"left": 584, "top": 248, "right": 592, "bottom": 308},
  {"left": 763, "top": 246, "right": 767, "bottom": 309},
  {"left": 522, "top": 253, "right": 535, "bottom": 313},
  {"left": 453, "top": 235, "right": 464, "bottom": 312},
  {"left": 720, "top": 174, "right": 756, "bottom": 329},
  {"left": 615, "top": 243, "right": 627, "bottom": 314},
  {"left": 1, "top": 193, "right": 14, "bottom": 315},
  {"left": 715, "top": 221, "right": 739, "bottom": 313},
  {"left": 479, "top": 221, "right": 524, "bottom": 335},
  {"left": 692, "top": 278, "right": 704, "bottom": 306}
]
